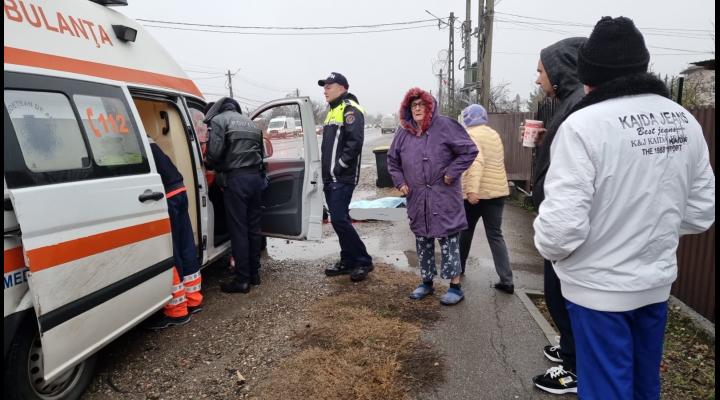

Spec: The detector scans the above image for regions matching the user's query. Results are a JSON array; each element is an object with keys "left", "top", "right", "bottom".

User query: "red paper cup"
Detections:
[{"left": 522, "top": 119, "right": 544, "bottom": 148}]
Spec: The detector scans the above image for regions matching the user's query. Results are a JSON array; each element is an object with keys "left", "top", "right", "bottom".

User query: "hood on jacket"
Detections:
[
  {"left": 540, "top": 37, "right": 586, "bottom": 101},
  {"left": 203, "top": 97, "right": 242, "bottom": 123},
  {"left": 399, "top": 87, "right": 437, "bottom": 136},
  {"left": 461, "top": 104, "right": 488, "bottom": 127}
]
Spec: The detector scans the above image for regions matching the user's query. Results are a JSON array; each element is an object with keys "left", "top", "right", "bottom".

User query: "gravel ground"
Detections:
[{"left": 82, "top": 251, "right": 338, "bottom": 400}]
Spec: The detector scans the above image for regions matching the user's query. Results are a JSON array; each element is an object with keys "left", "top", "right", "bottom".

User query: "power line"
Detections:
[
  {"left": 188, "top": 74, "right": 226, "bottom": 80},
  {"left": 495, "top": 18, "right": 713, "bottom": 41},
  {"left": 496, "top": 11, "right": 713, "bottom": 33},
  {"left": 137, "top": 17, "right": 441, "bottom": 30},
  {"left": 142, "top": 23, "right": 438, "bottom": 36}
]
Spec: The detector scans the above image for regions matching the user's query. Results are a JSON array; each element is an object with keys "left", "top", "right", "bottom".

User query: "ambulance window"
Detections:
[
  {"left": 4, "top": 90, "right": 90, "bottom": 173},
  {"left": 73, "top": 95, "right": 144, "bottom": 167}
]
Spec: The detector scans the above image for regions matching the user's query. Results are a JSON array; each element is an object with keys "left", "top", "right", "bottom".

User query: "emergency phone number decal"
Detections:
[{"left": 85, "top": 107, "right": 129, "bottom": 137}]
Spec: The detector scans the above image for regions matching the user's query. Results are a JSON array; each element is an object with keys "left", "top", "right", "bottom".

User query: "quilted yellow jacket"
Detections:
[{"left": 461, "top": 125, "right": 510, "bottom": 199}]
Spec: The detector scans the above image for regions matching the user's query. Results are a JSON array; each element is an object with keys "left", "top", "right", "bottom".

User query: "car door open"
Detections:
[{"left": 251, "top": 98, "right": 322, "bottom": 241}]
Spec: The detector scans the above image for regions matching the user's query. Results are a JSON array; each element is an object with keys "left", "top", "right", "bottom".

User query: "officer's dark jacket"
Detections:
[
  {"left": 204, "top": 97, "right": 263, "bottom": 173},
  {"left": 321, "top": 92, "right": 365, "bottom": 185}
]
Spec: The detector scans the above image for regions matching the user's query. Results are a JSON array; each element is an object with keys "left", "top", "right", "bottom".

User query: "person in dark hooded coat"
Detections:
[
  {"left": 204, "top": 97, "right": 266, "bottom": 294},
  {"left": 529, "top": 37, "right": 586, "bottom": 395},
  {"left": 387, "top": 88, "right": 478, "bottom": 306}
]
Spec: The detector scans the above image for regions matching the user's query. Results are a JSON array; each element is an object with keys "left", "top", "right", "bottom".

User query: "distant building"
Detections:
[{"left": 680, "top": 59, "right": 715, "bottom": 106}]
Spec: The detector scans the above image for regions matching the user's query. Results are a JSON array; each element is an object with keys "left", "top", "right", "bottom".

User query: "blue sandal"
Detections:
[{"left": 409, "top": 283, "right": 434, "bottom": 300}]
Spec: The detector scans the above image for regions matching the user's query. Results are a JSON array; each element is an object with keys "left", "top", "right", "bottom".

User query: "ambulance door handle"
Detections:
[{"left": 138, "top": 190, "right": 165, "bottom": 202}]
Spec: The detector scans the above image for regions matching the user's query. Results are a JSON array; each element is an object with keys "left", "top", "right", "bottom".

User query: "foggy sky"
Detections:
[{"left": 122, "top": 0, "right": 715, "bottom": 117}]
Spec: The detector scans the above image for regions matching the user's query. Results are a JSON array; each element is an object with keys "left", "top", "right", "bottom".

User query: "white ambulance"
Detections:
[{"left": 3, "top": 1, "right": 323, "bottom": 398}]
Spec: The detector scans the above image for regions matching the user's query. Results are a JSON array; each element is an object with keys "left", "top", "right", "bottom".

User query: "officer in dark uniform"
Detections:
[
  {"left": 318, "top": 72, "right": 373, "bottom": 282},
  {"left": 204, "top": 97, "right": 266, "bottom": 293}
]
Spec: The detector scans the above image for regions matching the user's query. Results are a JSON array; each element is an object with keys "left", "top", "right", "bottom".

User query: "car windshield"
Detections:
[{"left": 268, "top": 120, "right": 285, "bottom": 129}]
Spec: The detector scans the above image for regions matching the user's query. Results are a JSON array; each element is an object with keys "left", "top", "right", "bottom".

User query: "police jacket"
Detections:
[
  {"left": 204, "top": 97, "right": 263, "bottom": 173},
  {"left": 321, "top": 92, "right": 365, "bottom": 184}
]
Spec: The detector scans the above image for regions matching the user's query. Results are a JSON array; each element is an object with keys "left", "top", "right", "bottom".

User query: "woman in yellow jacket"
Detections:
[{"left": 459, "top": 104, "right": 514, "bottom": 294}]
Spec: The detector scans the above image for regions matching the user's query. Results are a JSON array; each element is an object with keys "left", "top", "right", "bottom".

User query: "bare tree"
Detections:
[{"left": 526, "top": 86, "right": 546, "bottom": 113}]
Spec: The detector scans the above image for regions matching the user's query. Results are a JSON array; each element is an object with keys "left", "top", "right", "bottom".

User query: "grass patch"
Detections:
[
  {"left": 253, "top": 264, "right": 443, "bottom": 400},
  {"left": 529, "top": 295, "right": 715, "bottom": 399}
]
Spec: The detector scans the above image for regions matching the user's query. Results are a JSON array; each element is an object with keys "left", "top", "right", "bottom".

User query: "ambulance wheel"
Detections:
[{"left": 5, "top": 323, "right": 97, "bottom": 400}]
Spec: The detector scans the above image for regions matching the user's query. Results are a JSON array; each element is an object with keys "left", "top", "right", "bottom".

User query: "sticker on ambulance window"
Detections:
[
  {"left": 4, "top": 90, "right": 89, "bottom": 173},
  {"left": 74, "top": 95, "right": 144, "bottom": 166}
]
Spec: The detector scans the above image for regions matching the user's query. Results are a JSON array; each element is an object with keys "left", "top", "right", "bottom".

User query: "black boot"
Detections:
[
  {"left": 221, "top": 280, "right": 251, "bottom": 293},
  {"left": 325, "top": 260, "right": 353, "bottom": 277},
  {"left": 350, "top": 264, "right": 374, "bottom": 282}
]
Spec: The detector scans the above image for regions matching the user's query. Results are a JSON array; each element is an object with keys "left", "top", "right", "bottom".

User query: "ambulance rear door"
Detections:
[
  {"left": 250, "top": 97, "right": 323, "bottom": 240},
  {"left": 4, "top": 71, "right": 174, "bottom": 382}
]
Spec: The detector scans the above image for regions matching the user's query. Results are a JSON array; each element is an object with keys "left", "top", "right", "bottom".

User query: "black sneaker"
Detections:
[
  {"left": 543, "top": 345, "right": 563, "bottom": 363},
  {"left": 350, "top": 264, "right": 374, "bottom": 282},
  {"left": 188, "top": 305, "right": 204, "bottom": 315},
  {"left": 324, "top": 261, "right": 353, "bottom": 277},
  {"left": 144, "top": 313, "right": 191, "bottom": 331},
  {"left": 533, "top": 366, "right": 577, "bottom": 395},
  {"left": 493, "top": 282, "right": 515, "bottom": 294}
]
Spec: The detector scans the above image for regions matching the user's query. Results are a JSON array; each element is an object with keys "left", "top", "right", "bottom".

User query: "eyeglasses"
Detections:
[{"left": 410, "top": 101, "right": 425, "bottom": 109}]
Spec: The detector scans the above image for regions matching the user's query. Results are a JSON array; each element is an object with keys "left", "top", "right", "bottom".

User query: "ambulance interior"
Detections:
[{"left": 132, "top": 98, "right": 230, "bottom": 250}]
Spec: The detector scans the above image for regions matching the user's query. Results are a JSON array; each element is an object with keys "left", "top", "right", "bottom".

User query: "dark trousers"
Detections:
[
  {"left": 459, "top": 197, "right": 513, "bottom": 285},
  {"left": 223, "top": 172, "right": 264, "bottom": 283},
  {"left": 324, "top": 182, "right": 371, "bottom": 266},
  {"left": 545, "top": 259, "right": 577, "bottom": 372},
  {"left": 567, "top": 301, "right": 667, "bottom": 400},
  {"left": 167, "top": 191, "right": 200, "bottom": 277}
]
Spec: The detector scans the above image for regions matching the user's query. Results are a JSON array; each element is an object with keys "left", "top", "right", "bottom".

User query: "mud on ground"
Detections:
[{"left": 83, "top": 257, "right": 443, "bottom": 400}]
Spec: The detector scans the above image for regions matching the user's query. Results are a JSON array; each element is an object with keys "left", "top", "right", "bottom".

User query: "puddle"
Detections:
[{"left": 266, "top": 231, "right": 421, "bottom": 274}]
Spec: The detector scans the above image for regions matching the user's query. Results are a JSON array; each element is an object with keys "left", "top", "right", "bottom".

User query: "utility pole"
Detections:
[
  {"left": 227, "top": 69, "right": 234, "bottom": 98},
  {"left": 480, "top": 0, "right": 495, "bottom": 109},
  {"left": 296, "top": 88, "right": 300, "bottom": 97},
  {"left": 463, "top": 0, "right": 472, "bottom": 93},
  {"left": 437, "top": 68, "right": 444, "bottom": 111},
  {"left": 476, "top": 0, "right": 485, "bottom": 103},
  {"left": 448, "top": 12, "right": 456, "bottom": 114}
]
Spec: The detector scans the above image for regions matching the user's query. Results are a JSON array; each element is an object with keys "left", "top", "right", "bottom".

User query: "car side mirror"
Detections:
[{"left": 263, "top": 137, "right": 273, "bottom": 158}]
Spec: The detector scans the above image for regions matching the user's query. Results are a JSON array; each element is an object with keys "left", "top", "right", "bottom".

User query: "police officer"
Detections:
[
  {"left": 204, "top": 97, "right": 266, "bottom": 293},
  {"left": 318, "top": 72, "right": 373, "bottom": 282}
]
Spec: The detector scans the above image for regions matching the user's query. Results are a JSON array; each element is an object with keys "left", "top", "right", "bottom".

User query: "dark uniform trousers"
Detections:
[
  {"left": 224, "top": 171, "right": 265, "bottom": 283},
  {"left": 324, "top": 181, "right": 371, "bottom": 267}
]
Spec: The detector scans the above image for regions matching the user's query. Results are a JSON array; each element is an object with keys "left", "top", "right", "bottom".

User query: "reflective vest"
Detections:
[{"left": 324, "top": 99, "right": 365, "bottom": 125}]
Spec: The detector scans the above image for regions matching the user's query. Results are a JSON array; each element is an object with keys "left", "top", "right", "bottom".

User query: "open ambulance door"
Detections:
[
  {"left": 4, "top": 72, "right": 174, "bottom": 384},
  {"left": 250, "top": 97, "right": 322, "bottom": 241}
]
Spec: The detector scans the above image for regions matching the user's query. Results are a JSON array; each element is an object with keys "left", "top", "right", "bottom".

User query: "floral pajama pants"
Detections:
[{"left": 415, "top": 233, "right": 462, "bottom": 281}]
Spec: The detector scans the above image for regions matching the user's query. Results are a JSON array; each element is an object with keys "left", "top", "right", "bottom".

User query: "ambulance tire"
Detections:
[{"left": 5, "top": 322, "right": 97, "bottom": 400}]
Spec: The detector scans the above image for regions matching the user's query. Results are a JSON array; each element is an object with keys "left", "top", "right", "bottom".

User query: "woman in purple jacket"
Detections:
[{"left": 387, "top": 88, "right": 478, "bottom": 305}]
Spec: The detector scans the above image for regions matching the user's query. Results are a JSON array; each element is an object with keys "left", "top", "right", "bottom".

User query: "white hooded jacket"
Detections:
[{"left": 534, "top": 81, "right": 715, "bottom": 312}]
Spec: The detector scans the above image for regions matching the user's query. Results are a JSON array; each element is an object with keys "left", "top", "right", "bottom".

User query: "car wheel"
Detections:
[{"left": 4, "top": 322, "right": 97, "bottom": 400}]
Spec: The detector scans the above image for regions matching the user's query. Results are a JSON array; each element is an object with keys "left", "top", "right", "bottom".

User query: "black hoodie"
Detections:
[
  {"left": 532, "top": 37, "right": 587, "bottom": 209},
  {"left": 204, "top": 97, "right": 263, "bottom": 173}
]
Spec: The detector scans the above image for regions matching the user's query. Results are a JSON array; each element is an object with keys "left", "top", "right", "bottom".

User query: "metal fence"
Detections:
[{"left": 672, "top": 107, "right": 715, "bottom": 322}]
